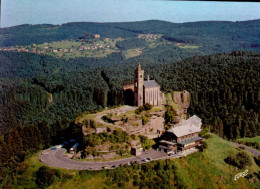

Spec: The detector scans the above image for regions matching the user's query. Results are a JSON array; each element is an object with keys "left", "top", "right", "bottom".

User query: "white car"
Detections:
[{"left": 56, "top": 144, "right": 63, "bottom": 148}]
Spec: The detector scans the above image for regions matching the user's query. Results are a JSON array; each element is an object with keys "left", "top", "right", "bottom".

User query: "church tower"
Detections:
[{"left": 134, "top": 64, "right": 144, "bottom": 107}]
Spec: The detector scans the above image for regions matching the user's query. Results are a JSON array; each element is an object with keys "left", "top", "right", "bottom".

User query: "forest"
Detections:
[
  {"left": 0, "top": 51, "right": 259, "bottom": 139},
  {"left": 1, "top": 20, "right": 259, "bottom": 51}
]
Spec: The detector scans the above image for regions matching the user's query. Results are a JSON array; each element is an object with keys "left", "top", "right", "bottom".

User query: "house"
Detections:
[
  {"left": 134, "top": 64, "right": 163, "bottom": 107},
  {"left": 158, "top": 140, "right": 177, "bottom": 154},
  {"left": 94, "top": 34, "right": 100, "bottom": 38},
  {"left": 77, "top": 46, "right": 84, "bottom": 51},
  {"left": 159, "top": 115, "right": 203, "bottom": 153}
]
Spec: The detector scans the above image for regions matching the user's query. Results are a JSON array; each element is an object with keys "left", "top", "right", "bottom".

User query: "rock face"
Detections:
[
  {"left": 173, "top": 90, "right": 190, "bottom": 116},
  {"left": 46, "top": 92, "right": 53, "bottom": 104}
]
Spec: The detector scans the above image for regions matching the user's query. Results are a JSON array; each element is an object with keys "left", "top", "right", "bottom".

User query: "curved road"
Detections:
[
  {"left": 39, "top": 148, "right": 168, "bottom": 170},
  {"left": 231, "top": 142, "right": 260, "bottom": 157}
]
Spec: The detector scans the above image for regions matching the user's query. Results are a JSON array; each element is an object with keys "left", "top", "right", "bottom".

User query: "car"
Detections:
[
  {"left": 134, "top": 161, "right": 139, "bottom": 164},
  {"left": 102, "top": 165, "right": 108, "bottom": 169},
  {"left": 168, "top": 153, "right": 175, "bottom": 157},
  {"left": 142, "top": 158, "right": 148, "bottom": 162},
  {"left": 56, "top": 144, "right": 63, "bottom": 148},
  {"left": 126, "top": 162, "right": 131, "bottom": 166},
  {"left": 147, "top": 157, "right": 152, "bottom": 161},
  {"left": 111, "top": 165, "right": 117, "bottom": 168},
  {"left": 51, "top": 147, "right": 57, "bottom": 150}
]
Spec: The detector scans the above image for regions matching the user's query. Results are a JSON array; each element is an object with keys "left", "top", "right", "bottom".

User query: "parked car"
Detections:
[
  {"left": 168, "top": 153, "right": 175, "bottom": 157},
  {"left": 102, "top": 165, "right": 108, "bottom": 169},
  {"left": 111, "top": 165, "right": 117, "bottom": 168},
  {"left": 51, "top": 147, "right": 57, "bottom": 150},
  {"left": 56, "top": 144, "right": 63, "bottom": 148},
  {"left": 147, "top": 157, "right": 152, "bottom": 161}
]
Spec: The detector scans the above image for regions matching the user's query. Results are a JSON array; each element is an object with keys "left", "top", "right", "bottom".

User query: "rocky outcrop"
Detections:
[
  {"left": 173, "top": 90, "right": 190, "bottom": 116},
  {"left": 46, "top": 92, "right": 53, "bottom": 104}
]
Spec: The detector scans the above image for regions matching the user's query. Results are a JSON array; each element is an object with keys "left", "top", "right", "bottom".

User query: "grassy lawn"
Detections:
[
  {"left": 124, "top": 48, "right": 143, "bottom": 59},
  {"left": 37, "top": 40, "right": 81, "bottom": 49},
  {"left": 51, "top": 174, "right": 107, "bottom": 189},
  {"left": 237, "top": 136, "right": 260, "bottom": 145},
  {"left": 173, "top": 134, "right": 260, "bottom": 189}
]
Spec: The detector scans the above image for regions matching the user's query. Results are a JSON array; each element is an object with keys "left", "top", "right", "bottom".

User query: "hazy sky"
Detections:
[{"left": 2, "top": 0, "right": 260, "bottom": 27}]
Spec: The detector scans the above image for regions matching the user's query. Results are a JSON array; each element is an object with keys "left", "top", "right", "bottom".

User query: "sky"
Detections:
[{"left": 2, "top": 0, "right": 260, "bottom": 27}]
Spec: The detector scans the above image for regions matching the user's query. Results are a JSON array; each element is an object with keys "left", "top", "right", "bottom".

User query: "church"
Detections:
[{"left": 134, "top": 64, "right": 162, "bottom": 107}]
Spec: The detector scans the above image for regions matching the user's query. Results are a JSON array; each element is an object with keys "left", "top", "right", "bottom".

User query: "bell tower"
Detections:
[{"left": 134, "top": 64, "right": 144, "bottom": 107}]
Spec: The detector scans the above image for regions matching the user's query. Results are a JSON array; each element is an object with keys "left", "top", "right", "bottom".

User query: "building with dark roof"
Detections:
[{"left": 134, "top": 64, "right": 163, "bottom": 106}]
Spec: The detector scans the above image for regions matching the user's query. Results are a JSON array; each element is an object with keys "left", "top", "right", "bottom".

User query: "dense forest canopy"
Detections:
[
  {"left": 0, "top": 19, "right": 259, "bottom": 139},
  {"left": 0, "top": 51, "right": 259, "bottom": 139}
]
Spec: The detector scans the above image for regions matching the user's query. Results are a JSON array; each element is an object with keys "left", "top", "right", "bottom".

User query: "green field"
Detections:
[
  {"left": 123, "top": 48, "right": 143, "bottom": 59},
  {"left": 173, "top": 134, "right": 259, "bottom": 189},
  {"left": 237, "top": 136, "right": 260, "bottom": 145}
]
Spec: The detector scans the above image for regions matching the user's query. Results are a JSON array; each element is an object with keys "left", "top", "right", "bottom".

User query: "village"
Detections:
[
  {"left": 39, "top": 64, "right": 205, "bottom": 170},
  {"left": 0, "top": 34, "right": 121, "bottom": 58},
  {"left": 0, "top": 33, "right": 199, "bottom": 61}
]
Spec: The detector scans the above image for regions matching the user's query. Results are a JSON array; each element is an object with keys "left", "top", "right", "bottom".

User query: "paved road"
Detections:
[
  {"left": 231, "top": 142, "right": 260, "bottom": 157},
  {"left": 39, "top": 148, "right": 168, "bottom": 170}
]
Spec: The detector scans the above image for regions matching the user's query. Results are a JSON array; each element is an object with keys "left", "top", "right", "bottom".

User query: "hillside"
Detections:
[
  {"left": 1, "top": 20, "right": 259, "bottom": 52},
  {"left": 0, "top": 51, "right": 259, "bottom": 140},
  {"left": 3, "top": 134, "right": 259, "bottom": 189}
]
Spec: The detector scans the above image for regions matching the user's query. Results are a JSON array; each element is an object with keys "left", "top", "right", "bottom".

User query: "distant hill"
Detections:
[{"left": 0, "top": 20, "right": 259, "bottom": 52}]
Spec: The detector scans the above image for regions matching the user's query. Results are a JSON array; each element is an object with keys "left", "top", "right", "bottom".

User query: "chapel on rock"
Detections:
[{"left": 134, "top": 64, "right": 163, "bottom": 107}]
